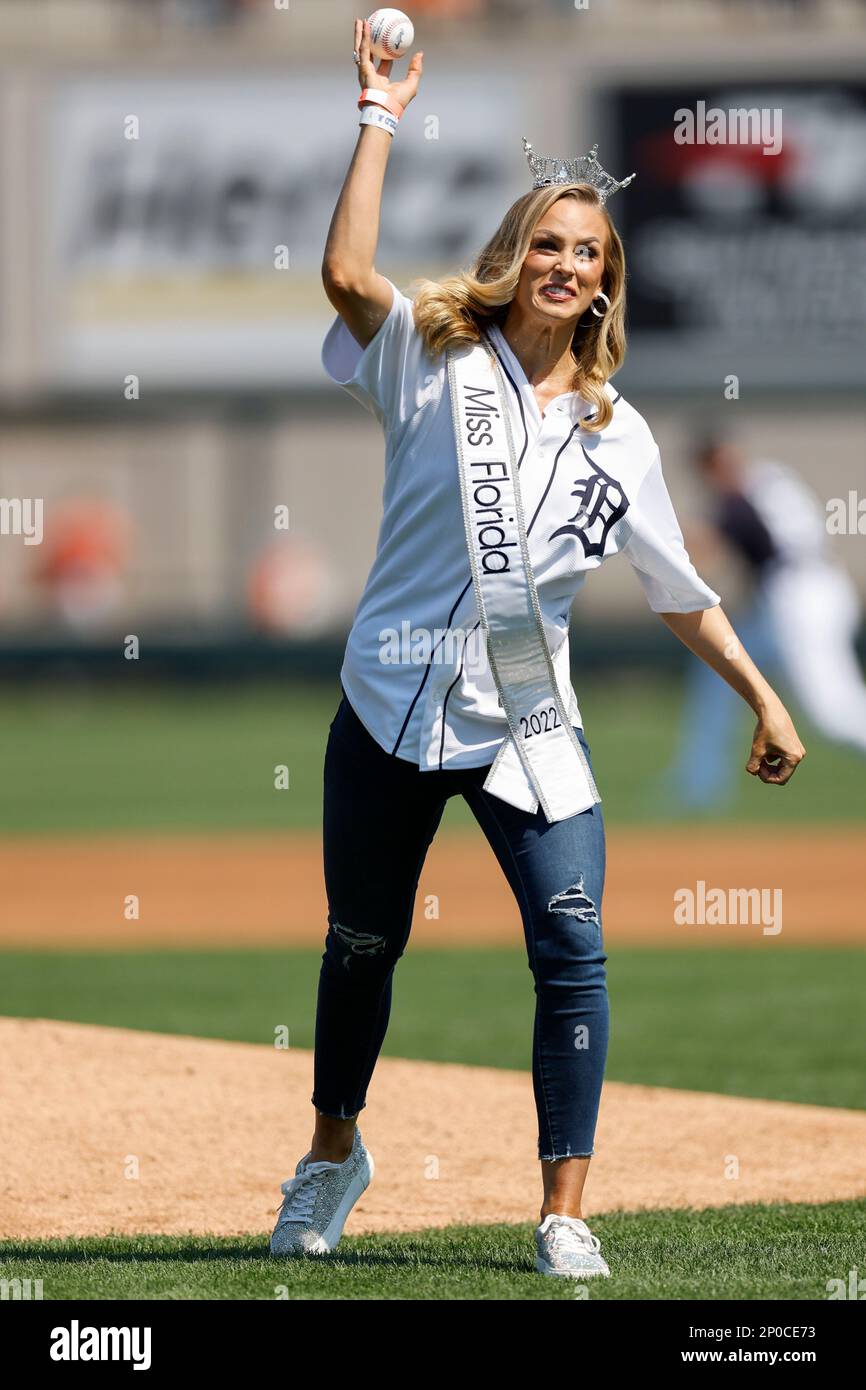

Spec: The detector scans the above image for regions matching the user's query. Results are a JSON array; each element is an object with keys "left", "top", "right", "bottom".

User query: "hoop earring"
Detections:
[{"left": 590, "top": 291, "right": 611, "bottom": 319}]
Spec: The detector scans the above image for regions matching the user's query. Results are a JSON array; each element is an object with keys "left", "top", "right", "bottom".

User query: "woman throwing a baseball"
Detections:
[{"left": 270, "top": 19, "right": 805, "bottom": 1278}]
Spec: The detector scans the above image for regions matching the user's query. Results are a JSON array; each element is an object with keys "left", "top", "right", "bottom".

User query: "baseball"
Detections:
[{"left": 366, "top": 8, "right": 414, "bottom": 61}]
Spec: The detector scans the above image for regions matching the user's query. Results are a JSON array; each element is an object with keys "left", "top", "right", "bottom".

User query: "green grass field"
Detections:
[
  {"left": 2, "top": 946, "right": 862, "bottom": 1299},
  {"left": 0, "top": 947, "right": 863, "bottom": 1109},
  {"left": 1, "top": 1202, "right": 861, "bottom": 1300},
  {"left": 1, "top": 677, "right": 862, "bottom": 1300},
  {"left": 0, "top": 675, "right": 862, "bottom": 834}
]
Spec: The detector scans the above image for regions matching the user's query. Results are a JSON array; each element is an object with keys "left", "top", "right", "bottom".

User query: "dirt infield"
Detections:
[
  {"left": 0, "top": 826, "right": 862, "bottom": 948},
  {"left": 1, "top": 1017, "right": 864, "bottom": 1240}
]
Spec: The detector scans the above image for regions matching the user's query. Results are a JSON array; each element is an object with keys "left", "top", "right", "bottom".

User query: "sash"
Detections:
[{"left": 446, "top": 337, "right": 600, "bottom": 823}]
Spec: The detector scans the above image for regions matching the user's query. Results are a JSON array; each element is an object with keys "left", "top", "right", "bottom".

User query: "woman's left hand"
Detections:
[{"left": 746, "top": 703, "right": 806, "bottom": 786}]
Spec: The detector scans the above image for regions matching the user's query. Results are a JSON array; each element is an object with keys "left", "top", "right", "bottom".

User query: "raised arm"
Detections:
[
  {"left": 321, "top": 18, "right": 424, "bottom": 350},
  {"left": 659, "top": 604, "right": 806, "bottom": 786}
]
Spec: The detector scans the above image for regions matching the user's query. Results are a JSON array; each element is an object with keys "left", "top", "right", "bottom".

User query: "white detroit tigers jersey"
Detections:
[{"left": 321, "top": 277, "right": 721, "bottom": 772}]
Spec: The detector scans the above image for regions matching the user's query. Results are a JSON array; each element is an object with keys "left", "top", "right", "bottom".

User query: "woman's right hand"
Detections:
[{"left": 354, "top": 17, "right": 423, "bottom": 109}]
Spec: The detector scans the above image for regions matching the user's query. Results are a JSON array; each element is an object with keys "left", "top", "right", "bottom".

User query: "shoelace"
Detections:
[
  {"left": 547, "top": 1217, "right": 601, "bottom": 1256},
  {"left": 274, "top": 1161, "right": 338, "bottom": 1225}
]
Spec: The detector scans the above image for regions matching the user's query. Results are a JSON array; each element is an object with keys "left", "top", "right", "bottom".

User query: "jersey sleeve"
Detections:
[
  {"left": 621, "top": 448, "right": 722, "bottom": 613},
  {"left": 320, "top": 278, "right": 424, "bottom": 434}
]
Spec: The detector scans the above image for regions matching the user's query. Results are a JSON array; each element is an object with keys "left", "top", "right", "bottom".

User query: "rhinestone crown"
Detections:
[{"left": 523, "top": 137, "right": 636, "bottom": 204}]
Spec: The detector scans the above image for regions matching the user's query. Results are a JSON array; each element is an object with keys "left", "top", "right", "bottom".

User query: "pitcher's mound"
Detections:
[{"left": 1, "top": 1017, "right": 863, "bottom": 1240}]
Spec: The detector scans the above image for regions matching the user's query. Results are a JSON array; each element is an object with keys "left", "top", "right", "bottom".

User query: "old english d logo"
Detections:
[{"left": 550, "top": 456, "right": 629, "bottom": 558}]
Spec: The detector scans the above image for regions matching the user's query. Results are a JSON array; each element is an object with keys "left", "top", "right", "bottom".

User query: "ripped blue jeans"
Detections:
[{"left": 314, "top": 691, "right": 609, "bottom": 1161}]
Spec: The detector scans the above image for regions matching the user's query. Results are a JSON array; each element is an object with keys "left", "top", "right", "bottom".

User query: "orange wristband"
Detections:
[{"left": 358, "top": 88, "right": 404, "bottom": 120}]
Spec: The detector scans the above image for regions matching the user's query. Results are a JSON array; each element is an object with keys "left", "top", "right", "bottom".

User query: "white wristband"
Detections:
[{"left": 359, "top": 105, "right": 397, "bottom": 138}]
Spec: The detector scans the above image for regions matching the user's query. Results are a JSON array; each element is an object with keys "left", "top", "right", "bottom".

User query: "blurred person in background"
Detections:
[
  {"left": 659, "top": 434, "right": 866, "bottom": 810},
  {"left": 34, "top": 500, "right": 131, "bottom": 633},
  {"left": 268, "top": 18, "right": 805, "bottom": 1280}
]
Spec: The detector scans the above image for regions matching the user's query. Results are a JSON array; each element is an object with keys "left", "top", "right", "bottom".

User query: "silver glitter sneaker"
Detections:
[
  {"left": 269, "top": 1127, "right": 374, "bottom": 1256},
  {"left": 535, "top": 1213, "right": 611, "bottom": 1278}
]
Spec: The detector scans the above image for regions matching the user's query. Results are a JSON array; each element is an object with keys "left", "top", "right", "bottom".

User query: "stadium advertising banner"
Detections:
[
  {"left": 608, "top": 80, "right": 866, "bottom": 392},
  {"left": 38, "top": 73, "right": 864, "bottom": 395},
  {"left": 40, "top": 74, "right": 516, "bottom": 390}
]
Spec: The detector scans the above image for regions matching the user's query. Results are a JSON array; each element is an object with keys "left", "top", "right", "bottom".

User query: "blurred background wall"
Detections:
[{"left": 0, "top": 0, "right": 863, "bottom": 678}]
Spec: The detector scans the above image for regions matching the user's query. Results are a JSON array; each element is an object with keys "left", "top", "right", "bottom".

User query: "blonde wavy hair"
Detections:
[{"left": 408, "top": 184, "right": 627, "bottom": 434}]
